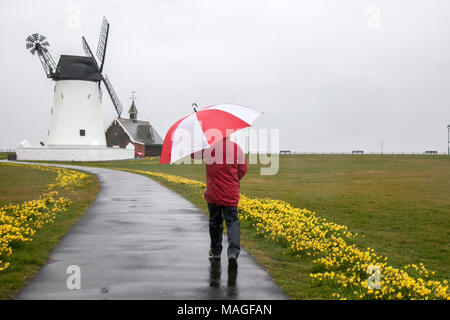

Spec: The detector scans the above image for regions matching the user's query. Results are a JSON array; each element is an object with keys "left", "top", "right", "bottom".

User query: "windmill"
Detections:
[{"left": 25, "top": 17, "right": 124, "bottom": 147}]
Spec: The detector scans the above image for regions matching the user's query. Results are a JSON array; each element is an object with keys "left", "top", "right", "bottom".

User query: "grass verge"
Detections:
[{"left": 0, "top": 164, "right": 99, "bottom": 299}]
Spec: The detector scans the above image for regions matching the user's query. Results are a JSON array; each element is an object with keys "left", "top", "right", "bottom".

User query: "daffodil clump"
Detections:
[
  {"left": 127, "top": 168, "right": 449, "bottom": 300},
  {"left": 0, "top": 163, "right": 88, "bottom": 272},
  {"left": 238, "top": 195, "right": 448, "bottom": 300},
  {"left": 48, "top": 167, "right": 88, "bottom": 190}
]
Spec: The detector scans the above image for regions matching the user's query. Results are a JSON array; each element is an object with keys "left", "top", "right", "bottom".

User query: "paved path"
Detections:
[{"left": 15, "top": 164, "right": 288, "bottom": 300}]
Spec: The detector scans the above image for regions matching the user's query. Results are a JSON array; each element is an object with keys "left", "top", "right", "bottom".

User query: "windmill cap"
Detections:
[{"left": 53, "top": 55, "right": 103, "bottom": 81}]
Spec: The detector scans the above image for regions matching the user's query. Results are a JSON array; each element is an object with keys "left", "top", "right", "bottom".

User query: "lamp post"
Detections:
[{"left": 448, "top": 124, "right": 450, "bottom": 155}]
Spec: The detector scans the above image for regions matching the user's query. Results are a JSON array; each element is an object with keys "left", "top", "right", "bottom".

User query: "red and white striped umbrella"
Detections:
[{"left": 160, "top": 104, "right": 263, "bottom": 164}]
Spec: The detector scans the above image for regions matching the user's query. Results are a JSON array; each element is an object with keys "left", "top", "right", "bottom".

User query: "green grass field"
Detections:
[
  {"left": 0, "top": 164, "right": 56, "bottom": 206},
  {"left": 50, "top": 154, "right": 449, "bottom": 299},
  {"left": 0, "top": 164, "right": 99, "bottom": 299}
]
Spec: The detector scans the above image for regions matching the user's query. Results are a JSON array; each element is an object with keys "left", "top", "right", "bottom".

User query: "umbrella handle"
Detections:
[{"left": 192, "top": 103, "right": 198, "bottom": 112}]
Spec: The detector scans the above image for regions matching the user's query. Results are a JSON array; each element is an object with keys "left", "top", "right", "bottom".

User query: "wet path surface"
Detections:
[{"left": 15, "top": 164, "right": 288, "bottom": 300}]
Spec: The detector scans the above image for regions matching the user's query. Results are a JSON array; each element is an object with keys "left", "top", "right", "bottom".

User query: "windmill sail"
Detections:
[
  {"left": 82, "top": 36, "right": 94, "bottom": 58},
  {"left": 96, "top": 17, "right": 109, "bottom": 73},
  {"left": 82, "top": 36, "right": 99, "bottom": 69},
  {"left": 103, "top": 74, "right": 123, "bottom": 117},
  {"left": 80, "top": 17, "right": 121, "bottom": 119}
]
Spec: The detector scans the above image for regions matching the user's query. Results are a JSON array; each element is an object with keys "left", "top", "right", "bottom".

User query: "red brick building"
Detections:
[{"left": 105, "top": 101, "right": 163, "bottom": 157}]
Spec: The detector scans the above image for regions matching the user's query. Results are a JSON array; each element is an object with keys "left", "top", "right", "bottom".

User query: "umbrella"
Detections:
[{"left": 160, "top": 104, "right": 263, "bottom": 164}]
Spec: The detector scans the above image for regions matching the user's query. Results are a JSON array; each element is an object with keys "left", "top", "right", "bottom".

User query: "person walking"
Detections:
[{"left": 192, "top": 136, "right": 248, "bottom": 270}]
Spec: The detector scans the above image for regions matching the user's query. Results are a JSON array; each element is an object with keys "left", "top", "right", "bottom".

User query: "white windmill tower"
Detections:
[{"left": 20, "top": 18, "right": 131, "bottom": 161}]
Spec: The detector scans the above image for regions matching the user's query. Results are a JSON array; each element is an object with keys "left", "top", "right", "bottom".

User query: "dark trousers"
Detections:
[{"left": 208, "top": 204, "right": 240, "bottom": 257}]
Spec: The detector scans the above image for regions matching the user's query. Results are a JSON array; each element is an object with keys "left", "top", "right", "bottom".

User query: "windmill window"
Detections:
[{"left": 80, "top": 129, "right": 86, "bottom": 136}]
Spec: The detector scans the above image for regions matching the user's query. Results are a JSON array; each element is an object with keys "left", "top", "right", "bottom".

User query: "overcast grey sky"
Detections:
[{"left": 1, "top": 0, "right": 449, "bottom": 152}]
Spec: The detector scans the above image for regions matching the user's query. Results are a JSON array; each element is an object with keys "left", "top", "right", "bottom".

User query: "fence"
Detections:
[{"left": 1, "top": 148, "right": 447, "bottom": 156}]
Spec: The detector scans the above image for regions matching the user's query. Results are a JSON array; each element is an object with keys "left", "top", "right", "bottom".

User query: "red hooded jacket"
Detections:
[{"left": 192, "top": 138, "right": 247, "bottom": 207}]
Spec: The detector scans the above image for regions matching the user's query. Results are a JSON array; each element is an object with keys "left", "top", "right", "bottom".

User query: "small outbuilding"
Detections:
[{"left": 105, "top": 100, "right": 163, "bottom": 157}]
